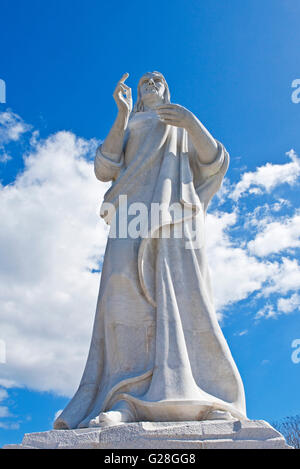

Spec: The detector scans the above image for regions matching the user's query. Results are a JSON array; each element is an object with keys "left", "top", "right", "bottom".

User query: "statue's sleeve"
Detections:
[
  {"left": 94, "top": 145, "right": 125, "bottom": 182},
  {"left": 188, "top": 138, "right": 229, "bottom": 212}
]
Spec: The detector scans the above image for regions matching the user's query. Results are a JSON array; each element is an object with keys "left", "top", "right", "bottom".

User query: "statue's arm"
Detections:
[
  {"left": 100, "top": 112, "right": 128, "bottom": 162},
  {"left": 184, "top": 116, "right": 218, "bottom": 164},
  {"left": 94, "top": 74, "right": 132, "bottom": 182},
  {"left": 156, "top": 103, "right": 218, "bottom": 164},
  {"left": 187, "top": 117, "right": 228, "bottom": 183}
]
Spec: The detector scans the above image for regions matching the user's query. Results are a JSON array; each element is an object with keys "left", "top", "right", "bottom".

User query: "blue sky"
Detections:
[{"left": 0, "top": 0, "right": 300, "bottom": 447}]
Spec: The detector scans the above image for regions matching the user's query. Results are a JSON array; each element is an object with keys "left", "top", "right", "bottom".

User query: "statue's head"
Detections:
[{"left": 133, "top": 71, "right": 170, "bottom": 113}]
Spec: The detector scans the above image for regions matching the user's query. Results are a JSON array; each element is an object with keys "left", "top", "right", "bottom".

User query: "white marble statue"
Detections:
[{"left": 54, "top": 72, "right": 247, "bottom": 430}]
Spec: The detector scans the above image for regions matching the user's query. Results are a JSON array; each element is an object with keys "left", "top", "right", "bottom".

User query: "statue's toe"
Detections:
[
  {"left": 53, "top": 418, "right": 70, "bottom": 430},
  {"left": 88, "top": 402, "right": 135, "bottom": 427},
  {"left": 205, "top": 410, "right": 235, "bottom": 421},
  {"left": 88, "top": 411, "right": 123, "bottom": 427}
]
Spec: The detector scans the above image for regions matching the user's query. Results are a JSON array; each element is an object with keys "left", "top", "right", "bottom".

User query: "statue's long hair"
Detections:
[{"left": 131, "top": 71, "right": 171, "bottom": 115}]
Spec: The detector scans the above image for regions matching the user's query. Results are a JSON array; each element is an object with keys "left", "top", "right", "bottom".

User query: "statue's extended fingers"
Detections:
[
  {"left": 158, "top": 111, "right": 181, "bottom": 118},
  {"left": 157, "top": 110, "right": 179, "bottom": 117},
  {"left": 119, "top": 73, "right": 129, "bottom": 84},
  {"left": 157, "top": 113, "right": 181, "bottom": 121},
  {"left": 159, "top": 116, "right": 181, "bottom": 122},
  {"left": 159, "top": 116, "right": 181, "bottom": 124}
]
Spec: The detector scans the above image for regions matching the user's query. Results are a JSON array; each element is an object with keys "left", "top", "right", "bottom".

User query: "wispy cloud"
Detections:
[
  {"left": 277, "top": 293, "right": 300, "bottom": 315},
  {"left": 0, "top": 389, "right": 8, "bottom": 402},
  {"left": 0, "top": 118, "right": 109, "bottom": 396},
  {"left": 230, "top": 149, "right": 300, "bottom": 201},
  {"left": 0, "top": 111, "right": 31, "bottom": 164},
  {"left": 255, "top": 293, "right": 300, "bottom": 320},
  {"left": 0, "top": 406, "right": 11, "bottom": 418},
  {"left": 206, "top": 210, "right": 277, "bottom": 313},
  {"left": 248, "top": 212, "right": 300, "bottom": 257},
  {"left": 261, "top": 258, "right": 300, "bottom": 297},
  {"left": 0, "top": 422, "right": 20, "bottom": 430}
]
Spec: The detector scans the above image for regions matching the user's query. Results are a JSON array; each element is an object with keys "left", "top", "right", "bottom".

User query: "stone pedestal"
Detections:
[{"left": 3, "top": 420, "right": 292, "bottom": 449}]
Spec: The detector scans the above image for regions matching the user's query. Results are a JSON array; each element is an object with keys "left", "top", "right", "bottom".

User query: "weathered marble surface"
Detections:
[{"left": 3, "top": 420, "right": 292, "bottom": 449}]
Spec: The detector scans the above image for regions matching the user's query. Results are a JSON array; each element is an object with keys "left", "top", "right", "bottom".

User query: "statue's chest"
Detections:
[{"left": 125, "top": 113, "right": 181, "bottom": 167}]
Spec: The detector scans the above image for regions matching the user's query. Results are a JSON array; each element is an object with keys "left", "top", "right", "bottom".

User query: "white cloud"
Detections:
[
  {"left": 0, "top": 387, "right": 18, "bottom": 428},
  {"left": 206, "top": 211, "right": 277, "bottom": 312},
  {"left": 255, "top": 293, "right": 300, "bottom": 320},
  {"left": 234, "top": 330, "right": 248, "bottom": 336},
  {"left": 255, "top": 304, "right": 276, "bottom": 320},
  {"left": 277, "top": 293, "right": 300, "bottom": 314},
  {"left": 0, "top": 388, "right": 8, "bottom": 402},
  {"left": 248, "top": 212, "right": 300, "bottom": 257},
  {"left": 0, "top": 127, "right": 109, "bottom": 397},
  {"left": 0, "top": 422, "right": 20, "bottom": 430},
  {"left": 243, "top": 199, "right": 291, "bottom": 228},
  {"left": 0, "top": 111, "right": 31, "bottom": 146},
  {"left": 0, "top": 406, "right": 11, "bottom": 418},
  {"left": 231, "top": 149, "right": 300, "bottom": 201},
  {"left": 0, "top": 379, "right": 20, "bottom": 389},
  {"left": 0, "top": 111, "right": 31, "bottom": 164},
  {"left": 206, "top": 210, "right": 300, "bottom": 321},
  {"left": 212, "top": 176, "right": 231, "bottom": 204},
  {"left": 261, "top": 257, "right": 300, "bottom": 296},
  {"left": 0, "top": 151, "right": 11, "bottom": 163}
]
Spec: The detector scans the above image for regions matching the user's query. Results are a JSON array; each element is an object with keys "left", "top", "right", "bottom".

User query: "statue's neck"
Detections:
[
  {"left": 142, "top": 103, "right": 160, "bottom": 112},
  {"left": 141, "top": 96, "right": 164, "bottom": 112}
]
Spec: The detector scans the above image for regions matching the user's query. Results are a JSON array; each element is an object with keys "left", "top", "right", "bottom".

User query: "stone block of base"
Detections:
[{"left": 3, "top": 420, "right": 292, "bottom": 450}]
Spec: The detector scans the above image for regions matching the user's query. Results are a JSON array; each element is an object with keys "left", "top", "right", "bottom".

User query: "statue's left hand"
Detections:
[{"left": 156, "top": 104, "right": 196, "bottom": 130}]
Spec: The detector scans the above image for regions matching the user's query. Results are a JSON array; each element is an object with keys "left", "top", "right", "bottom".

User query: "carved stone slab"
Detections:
[{"left": 3, "top": 420, "right": 292, "bottom": 449}]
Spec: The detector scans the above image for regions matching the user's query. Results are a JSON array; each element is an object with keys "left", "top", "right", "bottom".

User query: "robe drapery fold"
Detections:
[{"left": 54, "top": 112, "right": 246, "bottom": 430}]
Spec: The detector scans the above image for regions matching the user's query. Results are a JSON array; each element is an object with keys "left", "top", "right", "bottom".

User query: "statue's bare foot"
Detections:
[
  {"left": 88, "top": 400, "right": 135, "bottom": 428},
  {"left": 206, "top": 410, "right": 235, "bottom": 421}
]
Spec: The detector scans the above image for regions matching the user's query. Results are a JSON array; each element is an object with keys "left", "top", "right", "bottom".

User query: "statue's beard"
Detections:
[
  {"left": 145, "top": 86, "right": 159, "bottom": 94},
  {"left": 142, "top": 89, "right": 163, "bottom": 104}
]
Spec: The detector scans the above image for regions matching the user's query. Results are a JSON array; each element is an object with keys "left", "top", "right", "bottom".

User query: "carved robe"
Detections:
[{"left": 54, "top": 111, "right": 246, "bottom": 429}]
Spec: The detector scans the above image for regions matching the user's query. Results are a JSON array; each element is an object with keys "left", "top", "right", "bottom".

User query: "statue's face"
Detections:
[{"left": 139, "top": 73, "right": 166, "bottom": 105}]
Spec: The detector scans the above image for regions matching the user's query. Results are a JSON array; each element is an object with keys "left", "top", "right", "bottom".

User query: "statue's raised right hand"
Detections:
[{"left": 113, "top": 73, "right": 133, "bottom": 116}]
